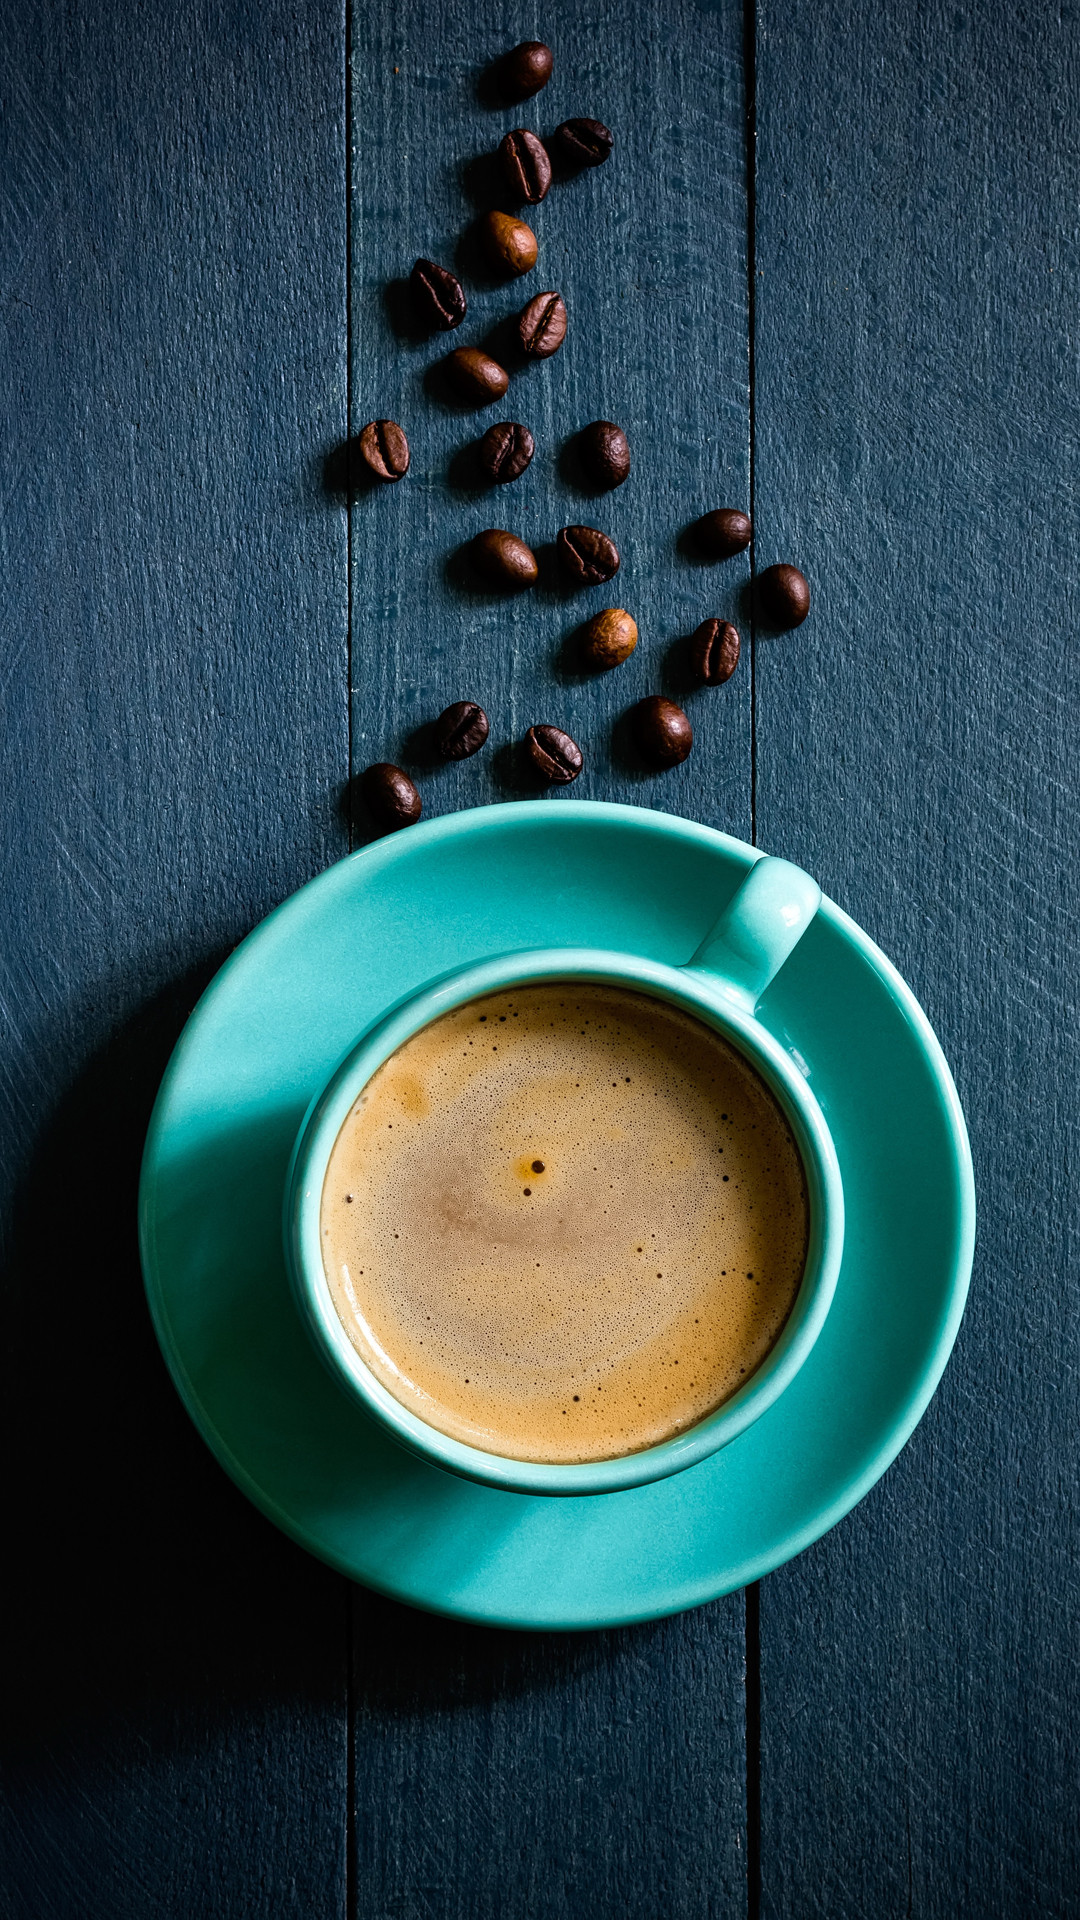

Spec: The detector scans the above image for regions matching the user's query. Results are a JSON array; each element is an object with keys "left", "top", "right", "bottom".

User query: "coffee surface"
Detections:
[{"left": 321, "top": 984, "right": 808, "bottom": 1463}]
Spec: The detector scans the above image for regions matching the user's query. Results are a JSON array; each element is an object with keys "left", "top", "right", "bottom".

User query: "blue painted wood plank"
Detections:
[
  {"left": 0, "top": 0, "right": 350, "bottom": 1912},
  {"left": 346, "top": 4, "right": 753, "bottom": 1916},
  {"left": 752, "top": 0, "right": 1080, "bottom": 1913}
]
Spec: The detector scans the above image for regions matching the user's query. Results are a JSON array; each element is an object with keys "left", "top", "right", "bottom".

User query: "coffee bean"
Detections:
[
  {"left": 552, "top": 118, "right": 613, "bottom": 168},
  {"left": 499, "top": 129, "right": 552, "bottom": 203},
  {"left": 692, "top": 508, "right": 752, "bottom": 560},
  {"left": 557, "top": 524, "right": 620, "bottom": 586},
  {"left": 526, "top": 725, "right": 583, "bottom": 784},
  {"left": 471, "top": 529, "right": 539, "bottom": 590},
  {"left": 690, "top": 619, "right": 741, "bottom": 684},
  {"left": 480, "top": 210, "right": 538, "bottom": 277},
  {"left": 446, "top": 346, "right": 510, "bottom": 406},
  {"left": 478, "top": 421, "right": 535, "bottom": 483},
  {"left": 500, "top": 40, "right": 553, "bottom": 102},
  {"left": 435, "top": 701, "right": 490, "bottom": 759},
  {"left": 518, "top": 290, "right": 567, "bottom": 359},
  {"left": 410, "top": 258, "right": 466, "bottom": 331},
  {"left": 580, "top": 607, "right": 638, "bottom": 669},
  {"left": 632, "top": 696, "right": 693, "bottom": 768},
  {"left": 756, "top": 563, "right": 811, "bottom": 628},
  {"left": 358, "top": 419, "right": 410, "bottom": 482},
  {"left": 361, "top": 763, "right": 422, "bottom": 830},
  {"left": 578, "top": 420, "right": 630, "bottom": 489}
]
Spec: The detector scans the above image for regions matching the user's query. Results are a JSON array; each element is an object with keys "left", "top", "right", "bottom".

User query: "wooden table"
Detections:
[{"left": 2, "top": 0, "right": 1077, "bottom": 1912}]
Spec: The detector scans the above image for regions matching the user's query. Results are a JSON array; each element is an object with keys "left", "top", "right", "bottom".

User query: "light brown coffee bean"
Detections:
[
  {"left": 557, "top": 524, "right": 620, "bottom": 586},
  {"left": 690, "top": 618, "right": 741, "bottom": 684},
  {"left": 445, "top": 346, "right": 510, "bottom": 406},
  {"left": 580, "top": 608, "right": 638, "bottom": 670},
  {"left": 692, "top": 508, "right": 752, "bottom": 559},
  {"left": 632, "top": 696, "right": 693, "bottom": 768},
  {"left": 358, "top": 420, "right": 410, "bottom": 482},
  {"left": 518, "top": 290, "right": 567, "bottom": 358},
  {"left": 471, "top": 529, "right": 539, "bottom": 590},
  {"left": 756, "top": 563, "right": 811, "bottom": 628},
  {"left": 361, "top": 763, "right": 422, "bottom": 830},
  {"left": 499, "top": 129, "right": 552, "bottom": 203},
  {"left": 481, "top": 210, "right": 538, "bottom": 277},
  {"left": 526, "top": 725, "right": 583, "bottom": 783}
]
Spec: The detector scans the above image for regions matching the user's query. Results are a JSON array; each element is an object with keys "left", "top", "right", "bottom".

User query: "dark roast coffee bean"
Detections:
[
  {"left": 500, "top": 40, "right": 553, "bottom": 102},
  {"left": 478, "top": 420, "right": 535, "bottom": 483},
  {"left": 692, "top": 508, "right": 752, "bottom": 560},
  {"left": 756, "top": 563, "right": 811, "bottom": 628},
  {"left": 579, "top": 420, "right": 630, "bottom": 489},
  {"left": 579, "top": 607, "right": 637, "bottom": 669},
  {"left": 690, "top": 618, "right": 741, "bottom": 684},
  {"left": 632, "top": 696, "right": 693, "bottom": 768},
  {"left": 435, "top": 701, "right": 490, "bottom": 759},
  {"left": 446, "top": 346, "right": 511, "bottom": 405},
  {"left": 471, "top": 529, "right": 539, "bottom": 590},
  {"left": 410, "top": 257, "right": 466, "bottom": 331},
  {"left": 358, "top": 419, "right": 410, "bottom": 482},
  {"left": 499, "top": 129, "right": 552, "bottom": 203},
  {"left": 361, "top": 762, "right": 422, "bottom": 830},
  {"left": 557, "top": 524, "right": 620, "bottom": 586},
  {"left": 526, "top": 725, "right": 583, "bottom": 784},
  {"left": 518, "top": 290, "right": 567, "bottom": 359},
  {"left": 480, "top": 210, "right": 538, "bottom": 277},
  {"left": 552, "top": 117, "right": 613, "bottom": 168}
]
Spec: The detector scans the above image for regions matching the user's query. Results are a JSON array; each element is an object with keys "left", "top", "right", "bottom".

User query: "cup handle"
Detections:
[{"left": 682, "top": 856, "right": 822, "bottom": 1013}]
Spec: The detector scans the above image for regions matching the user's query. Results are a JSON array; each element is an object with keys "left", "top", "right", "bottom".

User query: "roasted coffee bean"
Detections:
[
  {"left": 480, "top": 210, "right": 538, "bottom": 277},
  {"left": 518, "top": 290, "right": 567, "bottom": 358},
  {"left": 579, "top": 607, "right": 638, "bottom": 670},
  {"left": 435, "top": 701, "right": 490, "bottom": 759},
  {"left": 361, "top": 763, "right": 422, "bottom": 830},
  {"left": 632, "top": 696, "right": 693, "bottom": 768},
  {"left": 579, "top": 420, "right": 630, "bottom": 489},
  {"left": 692, "top": 507, "right": 752, "bottom": 560},
  {"left": 499, "top": 129, "right": 552, "bottom": 203},
  {"left": 552, "top": 117, "right": 613, "bottom": 168},
  {"left": 446, "top": 346, "right": 511, "bottom": 405},
  {"left": 358, "top": 419, "right": 410, "bottom": 482},
  {"left": 471, "top": 528, "right": 539, "bottom": 590},
  {"left": 690, "top": 618, "right": 741, "bottom": 684},
  {"left": 557, "top": 524, "right": 620, "bottom": 586},
  {"left": 478, "top": 420, "right": 535, "bottom": 483},
  {"left": 500, "top": 40, "right": 553, "bottom": 102},
  {"left": 526, "top": 724, "right": 583, "bottom": 784},
  {"left": 410, "top": 257, "right": 466, "bottom": 331},
  {"left": 756, "top": 563, "right": 811, "bottom": 628}
]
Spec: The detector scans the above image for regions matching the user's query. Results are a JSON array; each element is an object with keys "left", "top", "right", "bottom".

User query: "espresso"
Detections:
[{"left": 320, "top": 985, "right": 808, "bottom": 1464}]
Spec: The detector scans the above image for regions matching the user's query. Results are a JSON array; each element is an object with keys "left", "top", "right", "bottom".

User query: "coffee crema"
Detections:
[{"left": 320, "top": 984, "right": 808, "bottom": 1464}]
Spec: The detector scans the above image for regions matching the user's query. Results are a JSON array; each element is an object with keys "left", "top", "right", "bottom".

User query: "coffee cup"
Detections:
[{"left": 285, "top": 855, "right": 844, "bottom": 1497}]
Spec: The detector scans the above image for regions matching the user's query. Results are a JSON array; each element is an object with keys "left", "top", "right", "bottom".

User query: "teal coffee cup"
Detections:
[{"left": 285, "top": 854, "right": 844, "bottom": 1497}]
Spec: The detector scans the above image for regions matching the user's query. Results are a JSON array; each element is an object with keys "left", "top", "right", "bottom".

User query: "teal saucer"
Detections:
[{"left": 139, "top": 801, "right": 975, "bottom": 1630}]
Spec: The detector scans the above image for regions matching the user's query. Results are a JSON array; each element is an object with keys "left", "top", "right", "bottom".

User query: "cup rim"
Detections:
[{"left": 284, "top": 947, "right": 845, "bottom": 1497}]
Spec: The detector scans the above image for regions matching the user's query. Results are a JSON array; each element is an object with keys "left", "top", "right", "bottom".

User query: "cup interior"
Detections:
[{"left": 285, "top": 949, "right": 844, "bottom": 1497}]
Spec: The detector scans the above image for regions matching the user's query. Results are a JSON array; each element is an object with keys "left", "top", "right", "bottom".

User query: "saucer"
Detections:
[{"left": 139, "top": 801, "right": 974, "bottom": 1630}]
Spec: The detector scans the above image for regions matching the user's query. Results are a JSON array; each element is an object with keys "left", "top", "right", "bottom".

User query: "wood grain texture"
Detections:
[
  {"left": 0, "top": 0, "right": 350, "bottom": 1912},
  {"left": 346, "top": 6, "right": 752, "bottom": 1916},
  {"left": 347, "top": 0, "right": 752, "bottom": 837},
  {"left": 352, "top": 1593, "right": 748, "bottom": 1920},
  {"left": 752, "top": 0, "right": 1080, "bottom": 1913}
]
